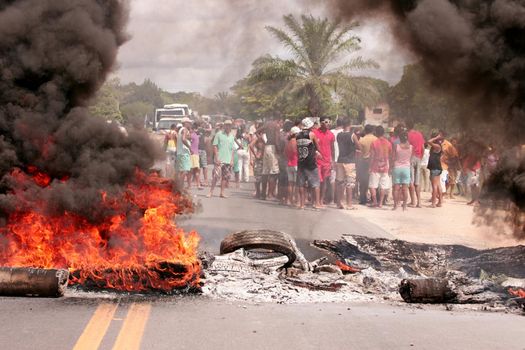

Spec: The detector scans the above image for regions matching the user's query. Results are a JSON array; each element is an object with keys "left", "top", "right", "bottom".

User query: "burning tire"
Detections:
[{"left": 220, "top": 230, "right": 297, "bottom": 269}]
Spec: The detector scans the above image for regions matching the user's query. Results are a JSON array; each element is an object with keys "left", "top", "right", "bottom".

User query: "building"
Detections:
[{"left": 364, "top": 102, "right": 390, "bottom": 127}]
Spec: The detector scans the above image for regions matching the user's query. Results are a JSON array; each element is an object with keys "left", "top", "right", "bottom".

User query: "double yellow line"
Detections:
[{"left": 73, "top": 302, "right": 151, "bottom": 350}]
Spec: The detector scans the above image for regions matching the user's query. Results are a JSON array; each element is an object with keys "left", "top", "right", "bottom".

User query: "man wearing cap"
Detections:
[
  {"left": 176, "top": 117, "right": 193, "bottom": 187},
  {"left": 209, "top": 120, "right": 235, "bottom": 198},
  {"left": 296, "top": 118, "right": 323, "bottom": 209}
]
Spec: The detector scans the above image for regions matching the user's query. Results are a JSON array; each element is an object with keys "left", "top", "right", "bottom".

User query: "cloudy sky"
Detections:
[{"left": 115, "top": 0, "right": 413, "bottom": 96}]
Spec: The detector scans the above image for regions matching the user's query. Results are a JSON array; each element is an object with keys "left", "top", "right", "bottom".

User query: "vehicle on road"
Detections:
[{"left": 154, "top": 104, "right": 192, "bottom": 130}]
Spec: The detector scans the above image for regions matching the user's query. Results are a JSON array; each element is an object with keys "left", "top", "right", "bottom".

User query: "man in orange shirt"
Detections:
[{"left": 441, "top": 134, "right": 460, "bottom": 199}]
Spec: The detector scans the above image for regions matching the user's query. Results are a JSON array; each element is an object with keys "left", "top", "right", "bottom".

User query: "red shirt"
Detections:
[
  {"left": 314, "top": 128, "right": 335, "bottom": 166},
  {"left": 408, "top": 130, "right": 425, "bottom": 159},
  {"left": 286, "top": 139, "right": 298, "bottom": 167},
  {"left": 370, "top": 137, "right": 392, "bottom": 173}
]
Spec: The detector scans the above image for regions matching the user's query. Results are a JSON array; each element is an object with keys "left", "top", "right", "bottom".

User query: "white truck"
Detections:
[{"left": 153, "top": 104, "right": 192, "bottom": 131}]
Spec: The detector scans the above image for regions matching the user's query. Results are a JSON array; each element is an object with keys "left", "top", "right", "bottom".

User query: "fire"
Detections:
[
  {"left": 0, "top": 169, "right": 201, "bottom": 293},
  {"left": 336, "top": 260, "right": 361, "bottom": 274},
  {"left": 508, "top": 288, "right": 525, "bottom": 298}
]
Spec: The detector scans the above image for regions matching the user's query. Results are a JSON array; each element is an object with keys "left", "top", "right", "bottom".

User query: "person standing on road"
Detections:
[
  {"left": 208, "top": 120, "right": 235, "bottom": 198},
  {"left": 420, "top": 143, "right": 431, "bottom": 192},
  {"left": 368, "top": 126, "right": 392, "bottom": 208},
  {"left": 189, "top": 122, "right": 201, "bottom": 189},
  {"left": 285, "top": 126, "right": 300, "bottom": 206},
  {"left": 407, "top": 121, "right": 425, "bottom": 208},
  {"left": 357, "top": 125, "right": 377, "bottom": 205},
  {"left": 249, "top": 131, "right": 266, "bottom": 199},
  {"left": 260, "top": 117, "right": 281, "bottom": 200},
  {"left": 164, "top": 124, "right": 178, "bottom": 178},
  {"left": 235, "top": 125, "right": 251, "bottom": 183},
  {"left": 427, "top": 131, "right": 444, "bottom": 208},
  {"left": 297, "top": 118, "right": 323, "bottom": 210},
  {"left": 441, "top": 135, "right": 460, "bottom": 199},
  {"left": 335, "top": 117, "right": 359, "bottom": 210},
  {"left": 314, "top": 116, "right": 335, "bottom": 207},
  {"left": 177, "top": 118, "right": 192, "bottom": 188},
  {"left": 392, "top": 129, "right": 412, "bottom": 211},
  {"left": 198, "top": 124, "right": 210, "bottom": 187}
]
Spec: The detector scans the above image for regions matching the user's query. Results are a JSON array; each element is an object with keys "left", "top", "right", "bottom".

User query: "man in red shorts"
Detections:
[{"left": 314, "top": 116, "right": 335, "bottom": 206}]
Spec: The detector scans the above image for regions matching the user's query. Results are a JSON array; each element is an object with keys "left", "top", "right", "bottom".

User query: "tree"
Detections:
[
  {"left": 246, "top": 14, "right": 383, "bottom": 118},
  {"left": 89, "top": 78, "right": 123, "bottom": 122},
  {"left": 388, "top": 64, "right": 460, "bottom": 134}
]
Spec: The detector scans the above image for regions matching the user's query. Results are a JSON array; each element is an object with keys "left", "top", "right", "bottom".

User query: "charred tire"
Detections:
[{"left": 220, "top": 230, "right": 297, "bottom": 269}]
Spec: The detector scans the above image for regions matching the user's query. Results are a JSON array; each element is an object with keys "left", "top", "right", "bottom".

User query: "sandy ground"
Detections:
[{"left": 345, "top": 191, "right": 524, "bottom": 249}]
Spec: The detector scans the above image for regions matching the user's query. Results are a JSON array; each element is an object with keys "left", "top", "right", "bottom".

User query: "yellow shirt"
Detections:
[
  {"left": 441, "top": 140, "right": 458, "bottom": 171},
  {"left": 359, "top": 134, "right": 377, "bottom": 159}
]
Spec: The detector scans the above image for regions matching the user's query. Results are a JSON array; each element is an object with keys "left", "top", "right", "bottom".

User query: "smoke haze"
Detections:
[
  {"left": 116, "top": 0, "right": 412, "bottom": 94},
  {"left": 325, "top": 0, "right": 525, "bottom": 237}
]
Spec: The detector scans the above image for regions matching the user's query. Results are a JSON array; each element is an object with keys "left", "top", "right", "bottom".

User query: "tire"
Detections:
[{"left": 220, "top": 230, "right": 297, "bottom": 269}]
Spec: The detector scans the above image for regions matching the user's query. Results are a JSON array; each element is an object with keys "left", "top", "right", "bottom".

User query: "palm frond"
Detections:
[
  {"left": 247, "top": 55, "right": 303, "bottom": 84},
  {"left": 325, "top": 57, "right": 379, "bottom": 75}
]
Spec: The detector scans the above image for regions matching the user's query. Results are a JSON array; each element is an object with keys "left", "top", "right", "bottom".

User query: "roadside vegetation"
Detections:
[{"left": 89, "top": 14, "right": 461, "bottom": 134}]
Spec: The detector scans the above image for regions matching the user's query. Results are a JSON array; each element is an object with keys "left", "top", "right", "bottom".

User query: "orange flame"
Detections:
[
  {"left": 0, "top": 169, "right": 201, "bottom": 293},
  {"left": 508, "top": 288, "right": 525, "bottom": 298},
  {"left": 336, "top": 260, "right": 361, "bottom": 274}
]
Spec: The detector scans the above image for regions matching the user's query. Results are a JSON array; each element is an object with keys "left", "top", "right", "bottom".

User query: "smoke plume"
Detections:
[
  {"left": 325, "top": 0, "right": 525, "bottom": 237},
  {"left": 0, "top": 0, "right": 159, "bottom": 222}
]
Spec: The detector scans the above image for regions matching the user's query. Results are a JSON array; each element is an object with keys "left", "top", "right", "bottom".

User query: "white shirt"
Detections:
[
  {"left": 331, "top": 128, "right": 343, "bottom": 162},
  {"left": 421, "top": 148, "right": 430, "bottom": 167}
]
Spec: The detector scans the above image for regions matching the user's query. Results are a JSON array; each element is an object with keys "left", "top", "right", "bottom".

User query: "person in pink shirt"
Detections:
[
  {"left": 369, "top": 126, "right": 392, "bottom": 208},
  {"left": 392, "top": 129, "right": 413, "bottom": 211},
  {"left": 313, "top": 116, "right": 335, "bottom": 207},
  {"left": 407, "top": 121, "right": 425, "bottom": 208}
]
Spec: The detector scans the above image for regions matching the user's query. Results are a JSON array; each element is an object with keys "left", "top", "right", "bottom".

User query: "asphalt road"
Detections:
[
  {"left": 1, "top": 184, "right": 524, "bottom": 350},
  {"left": 1, "top": 296, "right": 524, "bottom": 350},
  {"left": 179, "top": 184, "right": 393, "bottom": 260}
]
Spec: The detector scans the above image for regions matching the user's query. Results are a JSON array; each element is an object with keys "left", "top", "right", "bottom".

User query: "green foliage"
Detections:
[
  {"left": 89, "top": 78, "right": 123, "bottom": 122},
  {"left": 241, "top": 14, "right": 384, "bottom": 119},
  {"left": 388, "top": 64, "right": 460, "bottom": 135},
  {"left": 120, "top": 101, "right": 153, "bottom": 127}
]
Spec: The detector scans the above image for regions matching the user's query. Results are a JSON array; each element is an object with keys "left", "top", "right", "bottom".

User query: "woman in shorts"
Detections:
[
  {"left": 427, "top": 131, "right": 444, "bottom": 208},
  {"left": 392, "top": 130, "right": 412, "bottom": 211}
]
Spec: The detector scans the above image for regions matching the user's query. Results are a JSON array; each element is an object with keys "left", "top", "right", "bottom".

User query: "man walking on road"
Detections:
[
  {"left": 357, "top": 125, "right": 377, "bottom": 205},
  {"left": 297, "top": 118, "right": 322, "bottom": 209},
  {"left": 407, "top": 121, "right": 425, "bottom": 208},
  {"left": 209, "top": 120, "right": 235, "bottom": 198}
]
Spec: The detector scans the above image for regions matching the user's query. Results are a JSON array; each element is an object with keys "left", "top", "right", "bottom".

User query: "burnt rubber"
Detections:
[{"left": 220, "top": 230, "right": 297, "bottom": 269}]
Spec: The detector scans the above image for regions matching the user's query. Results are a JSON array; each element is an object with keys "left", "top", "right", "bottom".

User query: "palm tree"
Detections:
[{"left": 248, "top": 14, "right": 382, "bottom": 118}]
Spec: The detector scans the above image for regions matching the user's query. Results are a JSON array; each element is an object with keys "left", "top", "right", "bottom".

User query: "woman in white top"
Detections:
[{"left": 420, "top": 144, "right": 431, "bottom": 192}]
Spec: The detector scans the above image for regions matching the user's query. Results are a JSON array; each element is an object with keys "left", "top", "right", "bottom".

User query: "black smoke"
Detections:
[
  {"left": 324, "top": 0, "right": 525, "bottom": 238},
  {"left": 0, "top": 0, "right": 160, "bottom": 222}
]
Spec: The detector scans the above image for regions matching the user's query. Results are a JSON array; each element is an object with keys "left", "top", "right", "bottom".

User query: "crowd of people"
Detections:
[{"left": 163, "top": 116, "right": 499, "bottom": 211}]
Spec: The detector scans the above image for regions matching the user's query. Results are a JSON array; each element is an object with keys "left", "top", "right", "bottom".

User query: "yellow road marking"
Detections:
[
  {"left": 73, "top": 303, "right": 118, "bottom": 350},
  {"left": 112, "top": 303, "right": 151, "bottom": 350}
]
